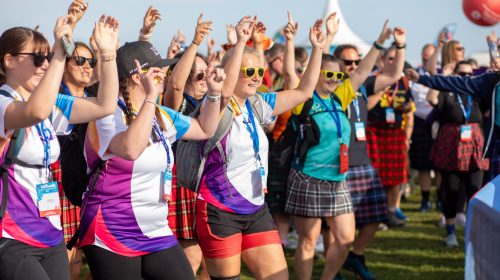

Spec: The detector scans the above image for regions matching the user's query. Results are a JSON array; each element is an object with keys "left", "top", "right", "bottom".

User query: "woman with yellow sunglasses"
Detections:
[{"left": 194, "top": 17, "right": 325, "bottom": 280}]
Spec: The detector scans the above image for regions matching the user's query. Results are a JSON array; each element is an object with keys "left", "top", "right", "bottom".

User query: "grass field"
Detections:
[{"left": 81, "top": 193, "right": 465, "bottom": 279}]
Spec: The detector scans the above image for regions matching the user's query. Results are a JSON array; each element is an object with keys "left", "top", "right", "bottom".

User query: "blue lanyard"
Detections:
[
  {"left": 352, "top": 97, "right": 361, "bottom": 122},
  {"left": 313, "top": 92, "right": 342, "bottom": 141},
  {"left": 61, "top": 82, "right": 87, "bottom": 97},
  {"left": 183, "top": 94, "right": 200, "bottom": 107},
  {"left": 456, "top": 94, "right": 472, "bottom": 124},
  {"left": 35, "top": 121, "right": 52, "bottom": 179},
  {"left": 243, "top": 100, "right": 261, "bottom": 162}
]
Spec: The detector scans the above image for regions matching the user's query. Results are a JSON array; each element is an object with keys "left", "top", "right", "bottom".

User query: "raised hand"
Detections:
[
  {"left": 487, "top": 30, "right": 498, "bottom": 45},
  {"left": 252, "top": 21, "right": 267, "bottom": 45},
  {"left": 309, "top": 19, "right": 326, "bottom": 49},
  {"left": 404, "top": 68, "right": 419, "bottom": 82},
  {"left": 134, "top": 60, "right": 163, "bottom": 99},
  {"left": 235, "top": 16, "right": 256, "bottom": 44},
  {"left": 393, "top": 27, "right": 406, "bottom": 47},
  {"left": 376, "top": 19, "right": 391, "bottom": 46},
  {"left": 167, "top": 35, "right": 180, "bottom": 59},
  {"left": 67, "top": 0, "right": 88, "bottom": 28},
  {"left": 141, "top": 5, "right": 161, "bottom": 35},
  {"left": 441, "top": 62, "right": 455, "bottom": 76},
  {"left": 177, "top": 30, "right": 187, "bottom": 45},
  {"left": 325, "top": 12, "right": 340, "bottom": 36},
  {"left": 437, "top": 31, "right": 447, "bottom": 49},
  {"left": 284, "top": 11, "right": 298, "bottom": 41},
  {"left": 54, "top": 15, "right": 73, "bottom": 44},
  {"left": 193, "top": 14, "right": 212, "bottom": 45},
  {"left": 93, "top": 15, "right": 119, "bottom": 54},
  {"left": 226, "top": 24, "right": 237, "bottom": 45},
  {"left": 206, "top": 67, "right": 226, "bottom": 95},
  {"left": 208, "top": 38, "right": 216, "bottom": 51}
]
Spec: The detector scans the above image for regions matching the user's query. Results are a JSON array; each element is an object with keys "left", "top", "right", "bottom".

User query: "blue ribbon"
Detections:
[{"left": 313, "top": 91, "right": 342, "bottom": 141}]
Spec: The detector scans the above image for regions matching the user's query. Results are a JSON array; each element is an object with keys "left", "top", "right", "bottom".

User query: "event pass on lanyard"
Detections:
[{"left": 457, "top": 94, "right": 472, "bottom": 142}]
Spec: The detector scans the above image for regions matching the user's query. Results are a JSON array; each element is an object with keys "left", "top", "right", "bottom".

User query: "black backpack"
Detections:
[{"left": 57, "top": 86, "right": 96, "bottom": 206}]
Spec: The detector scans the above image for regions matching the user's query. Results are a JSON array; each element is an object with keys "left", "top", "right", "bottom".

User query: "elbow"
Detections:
[
  {"left": 204, "top": 128, "right": 216, "bottom": 139},
  {"left": 122, "top": 149, "right": 141, "bottom": 161},
  {"left": 31, "top": 111, "right": 49, "bottom": 124}
]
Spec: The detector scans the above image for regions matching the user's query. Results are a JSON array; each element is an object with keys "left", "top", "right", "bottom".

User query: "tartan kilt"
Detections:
[
  {"left": 430, "top": 123, "right": 489, "bottom": 172},
  {"left": 51, "top": 161, "right": 80, "bottom": 245},
  {"left": 409, "top": 117, "right": 434, "bottom": 170},
  {"left": 167, "top": 164, "right": 197, "bottom": 240},
  {"left": 285, "top": 168, "right": 352, "bottom": 218},
  {"left": 265, "top": 141, "right": 292, "bottom": 214},
  {"left": 366, "top": 124, "right": 408, "bottom": 187},
  {"left": 346, "top": 164, "right": 389, "bottom": 226}
]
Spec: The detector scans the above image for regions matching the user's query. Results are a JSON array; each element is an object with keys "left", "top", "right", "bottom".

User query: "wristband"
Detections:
[
  {"left": 100, "top": 53, "right": 116, "bottom": 62},
  {"left": 396, "top": 44, "right": 406, "bottom": 49},
  {"left": 145, "top": 99, "right": 157, "bottom": 106},
  {"left": 206, "top": 94, "right": 221, "bottom": 103},
  {"left": 192, "top": 40, "right": 200, "bottom": 46},
  {"left": 373, "top": 41, "right": 384, "bottom": 51}
]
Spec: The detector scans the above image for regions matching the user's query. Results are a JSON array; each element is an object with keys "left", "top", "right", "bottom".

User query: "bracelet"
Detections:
[
  {"left": 145, "top": 99, "right": 157, "bottom": 106},
  {"left": 373, "top": 41, "right": 384, "bottom": 51},
  {"left": 100, "top": 53, "right": 116, "bottom": 62},
  {"left": 192, "top": 40, "right": 200, "bottom": 46},
  {"left": 396, "top": 43, "right": 406, "bottom": 49},
  {"left": 206, "top": 94, "right": 221, "bottom": 103}
]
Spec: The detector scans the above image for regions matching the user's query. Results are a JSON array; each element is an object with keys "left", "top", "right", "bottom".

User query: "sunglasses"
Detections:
[
  {"left": 12, "top": 52, "right": 53, "bottom": 67},
  {"left": 296, "top": 67, "right": 305, "bottom": 74},
  {"left": 341, "top": 59, "right": 361, "bottom": 66},
  {"left": 240, "top": 67, "right": 265, "bottom": 78},
  {"left": 455, "top": 46, "right": 465, "bottom": 52},
  {"left": 195, "top": 72, "right": 205, "bottom": 81},
  {"left": 320, "top": 70, "right": 344, "bottom": 80},
  {"left": 457, "top": 71, "right": 472, "bottom": 77},
  {"left": 69, "top": 56, "right": 97, "bottom": 68}
]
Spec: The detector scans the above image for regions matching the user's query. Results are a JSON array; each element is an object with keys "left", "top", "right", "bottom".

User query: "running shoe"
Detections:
[
  {"left": 445, "top": 233, "right": 459, "bottom": 248},
  {"left": 395, "top": 208, "right": 409, "bottom": 221},
  {"left": 343, "top": 252, "right": 376, "bottom": 280}
]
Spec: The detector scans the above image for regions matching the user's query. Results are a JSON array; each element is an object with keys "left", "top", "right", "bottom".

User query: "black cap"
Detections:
[{"left": 116, "top": 41, "right": 178, "bottom": 78}]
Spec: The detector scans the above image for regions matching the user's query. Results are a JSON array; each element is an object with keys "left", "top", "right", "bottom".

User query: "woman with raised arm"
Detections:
[
  {"left": 194, "top": 16, "right": 324, "bottom": 280},
  {"left": 162, "top": 14, "right": 212, "bottom": 279},
  {"left": 78, "top": 39, "right": 224, "bottom": 280},
  {"left": 0, "top": 14, "right": 119, "bottom": 280}
]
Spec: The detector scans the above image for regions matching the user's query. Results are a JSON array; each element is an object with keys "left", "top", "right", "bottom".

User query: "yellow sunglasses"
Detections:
[
  {"left": 240, "top": 67, "right": 265, "bottom": 78},
  {"left": 320, "top": 70, "right": 344, "bottom": 80}
]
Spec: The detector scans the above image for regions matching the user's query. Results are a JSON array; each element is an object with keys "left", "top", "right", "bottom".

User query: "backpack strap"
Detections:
[
  {"left": 248, "top": 94, "right": 265, "bottom": 126},
  {"left": 358, "top": 85, "right": 368, "bottom": 101}
]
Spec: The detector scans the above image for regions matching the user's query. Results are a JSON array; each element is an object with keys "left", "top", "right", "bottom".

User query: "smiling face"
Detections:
[
  {"left": 338, "top": 48, "right": 359, "bottom": 77},
  {"left": 4, "top": 39, "right": 50, "bottom": 93},
  {"left": 63, "top": 45, "right": 94, "bottom": 87},
  {"left": 316, "top": 60, "right": 341, "bottom": 94},
  {"left": 234, "top": 52, "right": 264, "bottom": 99},
  {"left": 186, "top": 56, "right": 208, "bottom": 99}
]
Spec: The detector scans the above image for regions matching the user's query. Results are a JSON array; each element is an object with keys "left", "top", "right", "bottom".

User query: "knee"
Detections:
[
  {"left": 335, "top": 230, "right": 355, "bottom": 249},
  {"left": 298, "top": 233, "right": 318, "bottom": 252}
]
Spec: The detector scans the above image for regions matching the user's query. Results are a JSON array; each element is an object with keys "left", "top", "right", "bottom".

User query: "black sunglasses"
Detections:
[
  {"left": 69, "top": 56, "right": 97, "bottom": 68},
  {"left": 296, "top": 67, "right": 305, "bottom": 74},
  {"left": 457, "top": 71, "right": 472, "bottom": 77},
  {"left": 195, "top": 72, "right": 205, "bottom": 81},
  {"left": 341, "top": 59, "right": 361, "bottom": 66},
  {"left": 12, "top": 52, "right": 53, "bottom": 67}
]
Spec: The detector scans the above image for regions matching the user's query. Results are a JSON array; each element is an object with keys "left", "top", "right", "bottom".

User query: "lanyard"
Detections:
[
  {"left": 386, "top": 80, "right": 399, "bottom": 106},
  {"left": 457, "top": 94, "right": 472, "bottom": 124},
  {"left": 314, "top": 92, "right": 342, "bottom": 141},
  {"left": 183, "top": 93, "right": 200, "bottom": 108},
  {"left": 61, "top": 82, "right": 87, "bottom": 97},
  {"left": 352, "top": 97, "right": 361, "bottom": 122},
  {"left": 243, "top": 100, "right": 261, "bottom": 162},
  {"left": 35, "top": 121, "right": 52, "bottom": 179}
]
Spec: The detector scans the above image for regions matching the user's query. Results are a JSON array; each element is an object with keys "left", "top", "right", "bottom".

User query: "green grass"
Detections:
[{"left": 81, "top": 193, "right": 465, "bottom": 279}]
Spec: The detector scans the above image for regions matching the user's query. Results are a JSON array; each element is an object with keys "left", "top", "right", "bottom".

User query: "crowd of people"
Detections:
[{"left": 0, "top": 1, "right": 499, "bottom": 280}]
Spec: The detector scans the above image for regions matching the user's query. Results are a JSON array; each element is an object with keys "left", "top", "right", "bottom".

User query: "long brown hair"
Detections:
[
  {"left": 119, "top": 77, "right": 166, "bottom": 132},
  {"left": 441, "top": 40, "right": 461, "bottom": 67},
  {"left": 0, "top": 27, "right": 50, "bottom": 85}
]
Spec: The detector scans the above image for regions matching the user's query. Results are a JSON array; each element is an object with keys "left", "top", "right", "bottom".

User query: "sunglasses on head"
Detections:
[
  {"left": 320, "top": 70, "right": 344, "bottom": 80},
  {"left": 69, "top": 56, "right": 97, "bottom": 68},
  {"left": 341, "top": 59, "right": 361, "bottom": 66},
  {"left": 12, "top": 52, "right": 53, "bottom": 67},
  {"left": 457, "top": 71, "right": 472, "bottom": 77},
  {"left": 240, "top": 67, "right": 265, "bottom": 78}
]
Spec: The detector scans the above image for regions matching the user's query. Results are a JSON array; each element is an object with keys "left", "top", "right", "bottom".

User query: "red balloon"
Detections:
[{"left": 463, "top": 0, "right": 500, "bottom": 27}]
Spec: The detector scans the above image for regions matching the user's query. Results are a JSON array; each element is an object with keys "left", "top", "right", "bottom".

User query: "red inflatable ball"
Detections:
[{"left": 463, "top": 0, "right": 500, "bottom": 26}]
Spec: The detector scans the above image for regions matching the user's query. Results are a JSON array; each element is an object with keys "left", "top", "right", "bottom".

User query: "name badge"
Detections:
[
  {"left": 36, "top": 182, "right": 61, "bottom": 217},
  {"left": 354, "top": 122, "right": 366, "bottom": 141},
  {"left": 259, "top": 165, "right": 267, "bottom": 194},
  {"left": 460, "top": 125, "right": 472, "bottom": 142},
  {"left": 385, "top": 108, "right": 396, "bottom": 124},
  {"left": 162, "top": 169, "right": 173, "bottom": 201},
  {"left": 339, "top": 143, "right": 349, "bottom": 174}
]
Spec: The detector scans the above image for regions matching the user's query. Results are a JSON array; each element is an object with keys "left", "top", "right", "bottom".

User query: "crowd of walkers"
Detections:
[{"left": 0, "top": 1, "right": 499, "bottom": 280}]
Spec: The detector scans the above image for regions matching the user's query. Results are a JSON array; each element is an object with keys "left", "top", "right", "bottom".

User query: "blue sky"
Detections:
[{"left": 1, "top": 0, "right": 498, "bottom": 65}]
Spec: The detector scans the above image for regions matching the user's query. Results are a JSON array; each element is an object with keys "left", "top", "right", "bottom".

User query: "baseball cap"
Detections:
[{"left": 116, "top": 41, "right": 178, "bottom": 78}]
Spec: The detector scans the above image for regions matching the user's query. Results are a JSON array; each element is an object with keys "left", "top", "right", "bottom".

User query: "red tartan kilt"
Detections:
[
  {"left": 431, "top": 123, "right": 489, "bottom": 171},
  {"left": 167, "top": 164, "right": 197, "bottom": 240},
  {"left": 366, "top": 125, "right": 408, "bottom": 187}
]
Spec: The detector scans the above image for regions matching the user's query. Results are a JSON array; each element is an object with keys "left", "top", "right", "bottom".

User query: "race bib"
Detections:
[
  {"left": 460, "top": 125, "right": 472, "bottom": 142},
  {"left": 36, "top": 182, "right": 61, "bottom": 217},
  {"left": 354, "top": 122, "right": 366, "bottom": 141},
  {"left": 385, "top": 108, "right": 396, "bottom": 124}
]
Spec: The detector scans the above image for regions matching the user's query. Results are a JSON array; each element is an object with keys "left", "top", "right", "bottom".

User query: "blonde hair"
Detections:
[{"left": 441, "top": 40, "right": 461, "bottom": 67}]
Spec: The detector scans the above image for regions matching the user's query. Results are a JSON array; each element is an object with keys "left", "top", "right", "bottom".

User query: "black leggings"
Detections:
[
  {"left": 441, "top": 170, "right": 483, "bottom": 219},
  {"left": 0, "top": 239, "right": 69, "bottom": 280},
  {"left": 83, "top": 244, "right": 195, "bottom": 280}
]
